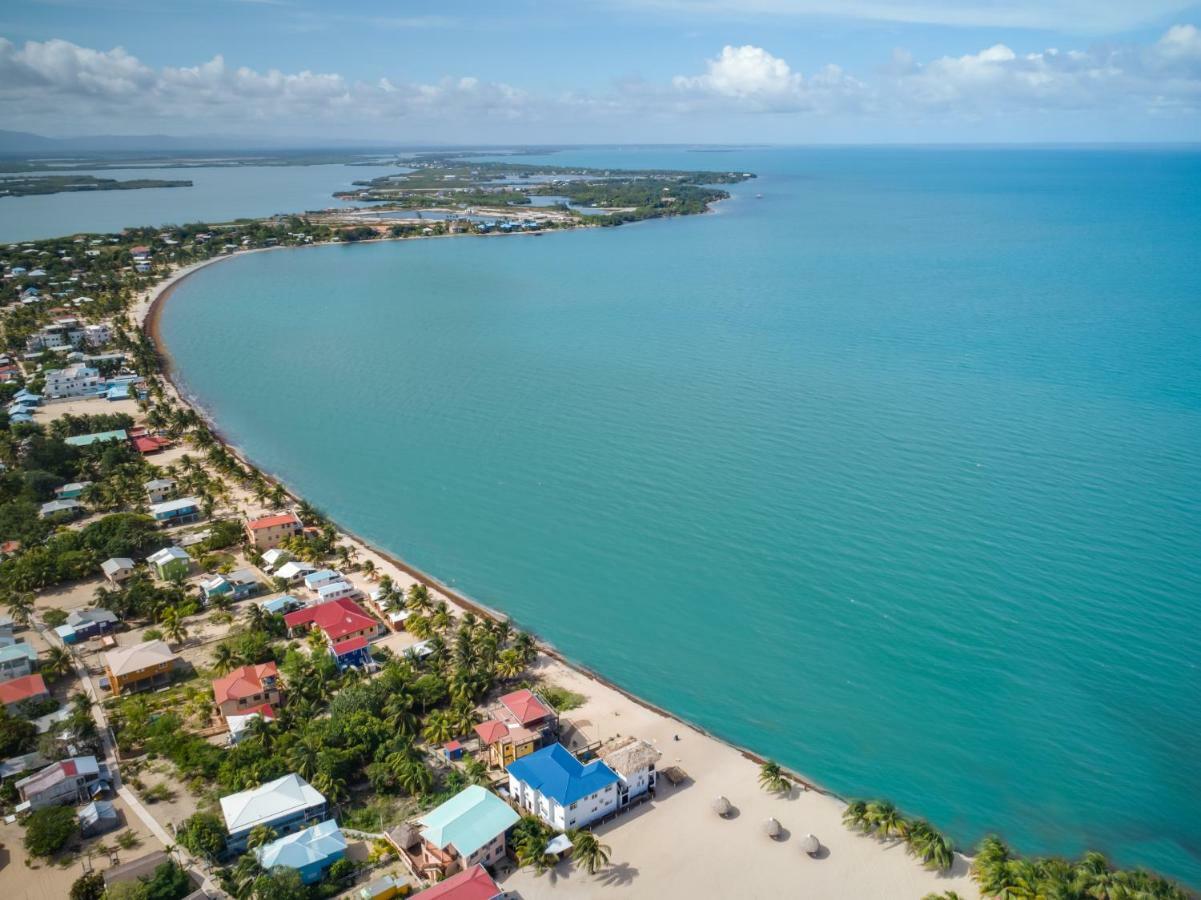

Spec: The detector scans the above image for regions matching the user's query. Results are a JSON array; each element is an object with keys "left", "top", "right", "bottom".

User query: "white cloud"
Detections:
[{"left": 0, "top": 28, "right": 1198, "bottom": 140}]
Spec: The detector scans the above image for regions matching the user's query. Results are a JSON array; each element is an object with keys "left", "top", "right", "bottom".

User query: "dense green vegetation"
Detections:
[
  {"left": 0, "top": 175, "right": 193, "bottom": 197},
  {"left": 23, "top": 803, "right": 78, "bottom": 857}
]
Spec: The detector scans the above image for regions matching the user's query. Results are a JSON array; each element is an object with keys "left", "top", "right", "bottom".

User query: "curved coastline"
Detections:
[{"left": 140, "top": 240, "right": 834, "bottom": 794}]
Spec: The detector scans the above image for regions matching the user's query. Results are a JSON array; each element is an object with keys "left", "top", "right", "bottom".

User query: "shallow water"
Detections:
[{"left": 160, "top": 147, "right": 1201, "bottom": 886}]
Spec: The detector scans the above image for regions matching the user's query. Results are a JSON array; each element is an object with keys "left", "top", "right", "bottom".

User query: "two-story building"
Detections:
[
  {"left": 283, "top": 597, "right": 383, "bottom": 648},
  {"left": 16, "top": 756, "right": 104, "bottom": 810},
  {"left": 506, "top": 743, "right": 620, "bottom": 831},
  {"left": 148, "top": 497, "right": 202, "bottom": 526},
  {"left": 144, "top": 478, "right": 176, "bottom": 504},
  {"left": 103, "top": 640, "right": 180, "bottom": 695},
  {"left": 474, "top": 689, "right": 558, "bottom": 769},
  {"left": 245, "top": 512, "right": 304, "bottom": 551},
  {"left": 596, "top": 736, "right": 661, "bottom": 810},
  {"left": 212, "top": 662, "right": 282, "bottom": 718},
  {"left": 387, "top": 785, "right": 518, "bottom": 882},
  {"left": 255, "top": 819, "right": 346, "bottom": 885},
  {"left": 220, "top": 773, "right": 327, "bottom": 853},
  {"left": 44, "top": 363, "right": 101, "bottom": 399}
]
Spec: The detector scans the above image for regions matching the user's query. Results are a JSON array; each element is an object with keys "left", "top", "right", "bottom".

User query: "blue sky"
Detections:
[{"left": 3, "top": 0, "right": 1201, "bottom": 143}]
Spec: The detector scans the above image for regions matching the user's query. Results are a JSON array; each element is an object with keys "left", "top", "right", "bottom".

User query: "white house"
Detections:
[
  {"left": 83, "top": 323, "right": 112, "bottom": 347},
  {"left": 303, "top": 569, "right": 343, "bottom": 592},
  {"left": 44, "top": 363, "right": 101, "bottom": 399},
  {"left": 144, "top": 478, "right": 176, "bottom": 505},
  {"left": 506, "top": 743, "right": 620, "bottom": 831},
  {"left": 316, "top": 580, "right": 358, "bottom": 603},
  {"left": 596, "top": 737, "right": 661, "bottom": 809}
]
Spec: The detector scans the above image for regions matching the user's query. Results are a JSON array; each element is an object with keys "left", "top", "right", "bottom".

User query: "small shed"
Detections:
[{"left": 78, "top": 799, "right": 120, "bottom": 836}]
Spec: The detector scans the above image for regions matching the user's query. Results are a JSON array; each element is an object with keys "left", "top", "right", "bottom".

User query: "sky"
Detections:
[{"left": 2, "top": 0, "right": 1201, "bottom": 144}]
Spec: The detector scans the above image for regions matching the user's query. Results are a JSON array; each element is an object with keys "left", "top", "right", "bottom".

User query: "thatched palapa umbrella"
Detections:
[
  {"left": 763, "top": 817, "right": 781, "bottom": 839},
  {"left": 801, "top": 833, "right": 821, "bottom": 855},
  {"left": 712, "top": 795, "right": 732, "bottom": 818}
]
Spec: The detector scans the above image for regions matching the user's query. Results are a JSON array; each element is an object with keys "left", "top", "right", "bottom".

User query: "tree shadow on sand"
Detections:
[{"left": 596, "top": 862, "right": 640, "bottom": 888}]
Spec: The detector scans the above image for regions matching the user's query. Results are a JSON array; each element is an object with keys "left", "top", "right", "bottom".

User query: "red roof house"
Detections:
[
  {"left": 413, "top": 864, "right": 501, "bottom": 900},
  {"left": 0, "top": 673, "right": 49, "bottom": 712},
  {"left": 284, "top": 597, "right": 382, "bottom": 644},
  {"left": 132, "top": 434, "right": 171, "bottom": 454},
  {"left": 212, "top": 662, "right": 281, "bottom": 717},
  {"left": 499, "top": 689, "right": 554, "bottom": 729}
]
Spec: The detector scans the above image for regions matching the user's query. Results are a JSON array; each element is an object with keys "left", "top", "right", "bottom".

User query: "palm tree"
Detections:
[
  {"left": 229, "top": 852, "right": 263, "bottom": 899},
  {"left": 514, "top": 631, "right": 537, "bottom": 665},
  {"left": 463, "top": 756, "right": 492, "bottom": 787},
  {"left": 864, "top": 799, "right": 907, "bottom": 839},
  {"left": 42, "top": 646, "right": 75, "bottom": 681},
  {"left": 245, "top": 824, "right": 278, "bottom": 851},
  {"left": 758, "top": 761, "right": 789, "bottom": 794},
  {"left": 159, "top": 607, "right": 188, "bottom": 645},
  {"left": 971, "top": 835, "right": 1015, "bottom": 896},
  {"left": 906, "top": 820, "right": 955, "bottom": 871},
  {"left": 312, "top": 770, "right": 348, "bottom": 805},
  {"left": 406, "top": 584, "right": 433, "bottom": 615},
  {"left": 568, "top": 829, "right": 611, "bottom": 875},
  {"left": 2, "top": 592, "right": 34, "bottom": 627},
  {"left": 211, "top": 643, "right": 237, "bottom": 675},
  {"left": 842, "top": 800, "right": 869, "bottom": 832},
  {"left": 422, "top": 710, "right": 456, "bottom": 745},
  {"left": 394, "top": 758, "right": 433, "bottom": 796},
  {"left": 288, "top": 734, "right": 323, "bottom": 780},
  {"left": 361, "top": 559, "right": 377, "bottom": 581}
]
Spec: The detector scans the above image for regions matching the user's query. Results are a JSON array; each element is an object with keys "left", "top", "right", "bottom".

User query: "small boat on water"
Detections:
[{"left": 755, "top": 193, "right": 764, "bottom": 199}]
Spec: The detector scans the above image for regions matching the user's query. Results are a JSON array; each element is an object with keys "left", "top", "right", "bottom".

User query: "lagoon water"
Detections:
[
  {"left": 0, "top": 162, "right": 384, "bottom": 243},
  {"left": 160, "top": 148, "right": 1201, "bottom": 886}
]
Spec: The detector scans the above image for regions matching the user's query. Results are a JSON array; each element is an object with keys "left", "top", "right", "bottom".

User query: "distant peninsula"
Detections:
[{"left": 0, "top": 174, "right": 193, "bottom": 197}]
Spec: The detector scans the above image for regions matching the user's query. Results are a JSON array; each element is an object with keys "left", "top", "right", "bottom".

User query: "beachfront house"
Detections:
[
  {"left": 387, "top": 785, "right": 518, "bottom": 881},
  {"left": 596, "top": 736, "right": 661, "bottom": 809},
  {"left": 64, "top": 429, "right": 127, "bottom": 447},
  {"left": 245, "top": 512, "right": 303, "bottom": 550},
  {"left": 303, "top": 569, "right": 343, "bottom": 592},
  {"left": 283, "top": 596, "right": 383, "bottom": 648},
  {"left": 201, "top": 567, "right": 263, "bottom": 602},
  {"left": 408, "top": 865, "right": 501, "bottom": 900},
  {"left": 16, "top": 756, "right": 104, "bottom": 810},
  {"left": 220, "top": 772, "right": 327, "bottom": 852},
  {"left": 148, "top": 546, "right": 190, "bottom": 580},
  {"left": 255, "top": 819, "right": 347, "bottom": 884},
  {"left": 0, "top": 643, "right": 38, "bottom": 679},
  {"left": 101, "top": 557, "right": 136, "bottom": 585},
  {"left": 0, "top": 673, "right": 50, "bottom": 713},
  {"left": 506, "top": 743, "right": 620, "bottom": 831},
  {"left": 212, "top": 662, "right": 281, "bottom": 718},
  {"left": 148, "top": 496, "right": 202, "bottom": 526},
  {"left": 44, "top": 363, "right": 101, "bottom": 399},
  {"left": 103, "top": 640, "right": 180, "bottom": 695},
  {"left": 144, "top": 478, "right": 176, "bottom": 504},
  {"left": 316, "top": 580, "right": 360, "bottom": 603},
  {"left": 55, "top": 608, "right": 119, "bottom": 644},
  {"left": 474, "top": 689, "right": 558, "bottom": 768}
]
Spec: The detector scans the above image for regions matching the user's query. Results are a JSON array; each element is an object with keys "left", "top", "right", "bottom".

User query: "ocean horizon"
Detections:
[{"left": 157, "top": 147, "right": 1201, "bottom": 886}]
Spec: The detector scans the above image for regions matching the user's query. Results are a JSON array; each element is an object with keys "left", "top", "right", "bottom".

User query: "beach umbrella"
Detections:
[
  {"left": 712, "top": 796, "right": 731, "bottom": 817},
  {"left": 801, "top": 833, "right": 820, "bottom": 855},
  {"left": 763, "top": 817, "right": 781, "bottom": 839}
]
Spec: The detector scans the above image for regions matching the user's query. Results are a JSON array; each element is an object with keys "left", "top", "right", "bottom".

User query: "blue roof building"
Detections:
[
  {"left": 255, "top": 819, "right": 346, "bottom": 884},
  {"left": 506, "top": 743, "right": 620, "bottom": 831}
]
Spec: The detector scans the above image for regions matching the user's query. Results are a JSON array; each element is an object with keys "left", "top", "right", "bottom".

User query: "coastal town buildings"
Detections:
[
  {"left": 410, "top": 864, "right": 502, "bottom": 900},
  {"left": 474, "top": 688, "right": 559, "bottom": 768},
  {"left": 245, "top": 511, "right": 303, "bottom": 550},
  {"left": 0, "top": 642, "right": 38, "bottom": 678},
  {"left": 0, "top": 673, "right": 49, "bottom": 713},
  {"left": 103, "top": 639, "right": 180, "bottom": 695},
  {"left": 596, "top": 736, "right": 661, "bottom": 808},
  {"left": 16, "top": 755, "right": 104, "bottom": 810},
  {"left": 283, "top": 596, "right": 383, "bottom": 647},
  {"left": 55, "top": 607, "right": 119, "bottom": 643},
  {"left": 101, "top": 556, "right": 136, "bottom": 584},
  {"left": 44, "top": 362, "right": 101, "bottom": 398},
  {"left": 201, "top": 567, "right": 262, "bottom": 602},
  {"left": 220, "top": 772, "right": 327, "bottom": 852},
  {"left": 255, "top": 819, "right": 347, "bottom": 884},
  {"left": 148, "top": 545, "right": 190, "bottom": 579},
  {"left": 388, "top": 785, "right": 518, "bottom": 881},
  {"left": 506, "top": 743, "right": 621, "bottom": 831},
  {"left": 148, "top": 496, "right": 202, "bottom": 525},
  {"left": 212, "top": 662, "right": 281, "bottom": 718},
  {"left": 144, "top": 477, "right": 176, "bottom": 504}
]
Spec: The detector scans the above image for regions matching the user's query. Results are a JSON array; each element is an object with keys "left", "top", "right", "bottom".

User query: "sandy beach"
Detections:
[{"left": 127, "top": 252, "right": 981, "bottom": 899}]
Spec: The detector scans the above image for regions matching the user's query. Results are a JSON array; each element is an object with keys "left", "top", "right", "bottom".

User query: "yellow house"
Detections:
[
  {"left": 103, "top": 640, "right": 180, "bottom": 695},
  {"left": 473, "top": 720, "right": 538, "bottom": 769}
]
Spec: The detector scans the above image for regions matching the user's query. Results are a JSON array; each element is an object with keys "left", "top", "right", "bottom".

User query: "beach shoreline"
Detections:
[{"left": 136, "top": 242, "right": 982, "bottom": 899}]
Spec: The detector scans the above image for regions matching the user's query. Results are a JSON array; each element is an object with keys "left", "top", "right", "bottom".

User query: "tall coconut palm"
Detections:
[
  {"left": 288, "top": 734, "right": 323, "bottom": 781},
  {"left": 42, "top": 646, "right": 75, "bottom": 681},
  {"left": 463, "top": 756, "right": 491, "bottom": 788},
  {"left": 758, "top": 761, "right": 789, "bottom": 794},
  {"left": 568, "top": 829, "right": 611, "bottom": 875},
  {"left": 159, "top": 607, "right": 188, "bottom": 645},
  {"left": 495, "top": 648, "right": 525, "bottom": 681},
  {"left": 422, "top": 710, "right": 456, "bottom": 745},
  {"left": 210, "top": 642, "right": 236, "bottom": 675},
  {"left": 842, "top": 800, "right": 869, "bottom": 832},
  {"left": 906, "top": 820, "right": 955, "bottom": 871},
  {"left": 865, "top": 800, "right": 907, "bottom": 839},
  {"left": 406, "top": 584, "right": 433, "bottom": 615},
  {"left": 2, "top": 592, "right": 34, "bottom": 626},
  {"left": 394, "top": 757, "right": 433, "bottom": 796}
]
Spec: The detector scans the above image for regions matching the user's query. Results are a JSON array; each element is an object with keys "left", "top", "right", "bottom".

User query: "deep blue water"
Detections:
[{"left": 159, "top": 148, "right": 1201, "bottom": 887}]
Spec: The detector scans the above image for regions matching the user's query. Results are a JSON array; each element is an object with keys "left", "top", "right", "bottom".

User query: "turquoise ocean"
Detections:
[{"left": 157, "top": 148, "right": 1201, "bottom": 886}]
